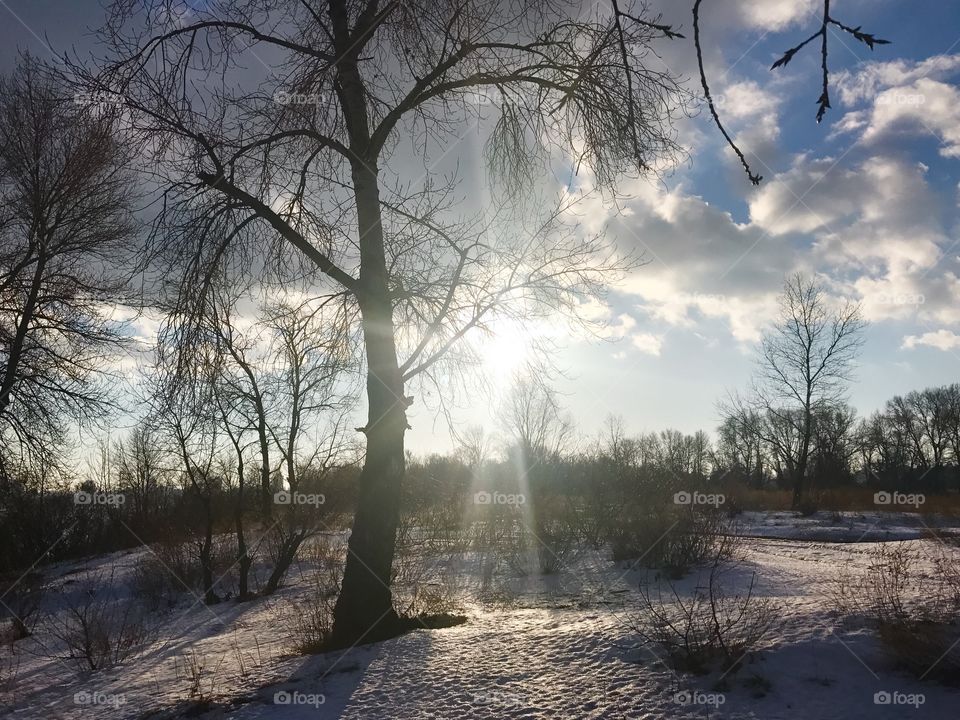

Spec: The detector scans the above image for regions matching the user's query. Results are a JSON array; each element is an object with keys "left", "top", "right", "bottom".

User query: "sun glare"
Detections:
[{"left": 478, "top": 318, "right": 533, "bottom": 387}]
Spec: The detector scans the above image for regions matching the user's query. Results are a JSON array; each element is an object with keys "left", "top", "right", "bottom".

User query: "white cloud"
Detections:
[
  {"left": 603, "top": 182, "right": 794, "bottom": 343},
  {"left": 834, "top": 55, "right": 960, "bottom": 106},
  {"left": 588, "top": 150, "right": 960, "bottom": 346},
  {"left": 902, "top": 330, "right": 960, "bottom": 351},
  {"left": 717, "top": 81, "right": 781, "bottom": 122},
  {"left": 732, "top": 0, "right": 819, "bottom": 31},
  {"left": 632, "top": 333, "right": 664, "bottom": 356},
  {"left": 861, "top": 79, "right": 960, "bottom": 158},
  {"left": 833, "top": 56, "right": 960, "bottom": 159},
  {"left": 750, "top": 154, "right": 960, "bottom": 325}
]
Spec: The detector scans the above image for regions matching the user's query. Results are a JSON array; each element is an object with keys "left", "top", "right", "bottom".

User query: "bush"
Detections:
[
  {"left": 46, "top": 570, "right": 154, "bottom": 671},
  {"left": 501, "top": 499, "right": 583, "bottom": 576},
  {"left": 0, "top": 646, "right": 20, "bottom": 700},
  {"left": 0, "top": 574, "right": 44, "bottom": 640},
  {"left": 831, "top": 543, "right": 916, "bottom": 623},
  {"left": 831, "top": 542, "right": 960, "bottom": 683},
  {"left": 608, "top": 505, "right": 729, "bottom": 577},
  {"left": 131, "top": 535, "right": 238, "bottom": 607},
  {"left": 627, "top": 537, "right": 779, "bottom": 674},
  {"left": 130, "top": 553, "right": 182, "bottom": 611},
  {"left": 392, "top": 523, "right": 464, "bottom": 618},
  {"left": 288, "top": 536, "right": 343, "bottom": 654}
]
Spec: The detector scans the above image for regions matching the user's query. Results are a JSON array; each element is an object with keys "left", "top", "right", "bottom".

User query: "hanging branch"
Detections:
[
  {"left": 771, "top": 0, "right": 890, "bottom": 123},
  {"left": 692, "top": 0, "right": 762, "bottom": 185},
  {"left": 612, "top": 1, "right": 685, "bottom": 41},
  {"left": 609, "top": 0, "right": 685, "bottom": 172}
]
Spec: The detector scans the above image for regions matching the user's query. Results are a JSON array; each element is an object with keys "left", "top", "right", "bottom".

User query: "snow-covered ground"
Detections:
[{"left": 3, "top": 511, "right": 960, "bottom": 718}]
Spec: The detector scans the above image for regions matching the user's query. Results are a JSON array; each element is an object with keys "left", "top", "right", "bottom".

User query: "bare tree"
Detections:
[
  {"left": 116, "top": 421, "right": 170, "bottom": 530},
  {"left": 746, "top": 274, "right": 865, "bottom": 507},
  {"left": 455, "top": 425, "right": 491, "bottom": 470},
  {"left": 177, "top": 278, "right": 355, "bottom": 598},
  {"left": 86, "top": 0, "right": 682, "bottom": 645},
  {"left": 150, "top": 334, "right": 225, "bottom": 605},
  {"left": 0, "top": 57, "right": 136, "bottom": 476},
  {"left": 261, "top": 297, "right": 355, "bottom": 596},
  {"left": 502, "top": 374, "right": 572, "bottom": 470},
  {"left": 716, "top": 410, "right": 766, "bottom": 488}
]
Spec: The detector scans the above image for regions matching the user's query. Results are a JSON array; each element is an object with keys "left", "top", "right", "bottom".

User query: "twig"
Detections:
[
  {"left": 692, "top": 0, "right": 762, "bottom": 185},
  {"left": 770, "top": 0, "right": 890, "bottom": 123}
]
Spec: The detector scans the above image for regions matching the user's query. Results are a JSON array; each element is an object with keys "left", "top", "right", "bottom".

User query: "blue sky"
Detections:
[
  {"left": 2, "top": 0, "right": 959, "bottom": 454},
  {"left": 498, "top": 0, "right": 960, "bottom": 453}
]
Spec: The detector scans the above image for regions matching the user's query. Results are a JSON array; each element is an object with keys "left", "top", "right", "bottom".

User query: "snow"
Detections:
[{"left": 3, "top": 512, "right": 960, "bottom": 718}]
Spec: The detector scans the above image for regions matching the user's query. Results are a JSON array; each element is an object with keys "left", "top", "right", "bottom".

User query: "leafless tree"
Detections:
[
  {"left": 150, "top": 334, "right": 225, "bottom": 605},
  {"left": 715, "top": 411, "right": 766, "bottom": 487},
  {"left": 177, "top": 277, "right": 355, "bottom": 598},
  {"left": 84, "top": 0, "right": 683, "bottom": 645},
  {"left": 741, "top": 274, "right": 865, "bottom": 507},
  {"left": 856, "top": 384, "right": 960, "bottom": 488},
  {"left": 116, "top": 421, "right": 171, "bottom": 529},
  {"left": 204, "top": 283, "right": 277, "bottom": 524},
  {"left": 502, "top": 374, "right": 572, "bottom": 470},
  {"left": 0, "top": 57, "right": 136, "bottom": 477},
  {"left": 260, "top": 297, "right": 355, "bottom": 596},
  {"left": 455, "top": 424, "right": 491, "bottom": 470}
]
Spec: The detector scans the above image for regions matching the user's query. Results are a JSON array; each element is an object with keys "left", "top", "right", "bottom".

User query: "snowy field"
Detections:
[{"left": 3, "top": 511, "right": 960, "bottom": 719}]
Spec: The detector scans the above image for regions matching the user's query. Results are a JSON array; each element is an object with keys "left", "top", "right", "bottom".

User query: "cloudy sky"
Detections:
[{"left": 2, "top": 0, "right": 959, "bottom": 454}]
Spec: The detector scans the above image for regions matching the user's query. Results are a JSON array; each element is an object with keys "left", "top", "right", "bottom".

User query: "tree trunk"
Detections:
[
  {"left": 329, "top": 163, "right": 407, "bottom": 648},
  {"left": 793, "top": 393, "right": 814, "bottom": 510},
  {"left": 0, "top": 245, "right": 46, "bottom": 416},
  {"left": 262, "top": 528, "right": 307, "bottom": 596},
  {"left": 256, "top": 399, "right": 272, "bottom": 522},
  {"left": 325, "top": 11, "right": 407, "bottom": 645},
  {"left": 235, "top": 456, "right": 252, "bottom": 601},
  {"left": 200, "top": 500, "right": 220, "bottom": 605}
]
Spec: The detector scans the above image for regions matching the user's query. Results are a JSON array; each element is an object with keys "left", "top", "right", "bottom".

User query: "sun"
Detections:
[{"left": 478, "top": 317, "right": 532, "bottom": 387}]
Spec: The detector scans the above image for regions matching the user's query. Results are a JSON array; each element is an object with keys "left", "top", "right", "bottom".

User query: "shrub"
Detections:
[
  {"left": 392, "top": 525, "right": 464, "bottom": 618},
  {"left": 46, "top": 570, "right": 154, "bottom": 671},
  {"left": 130, "top": 553, "right": 182, "bottom": 611},
  {"left": 627, "top": 537, "right": 779, "bottom": 674},
  {"left": 0, "top": 574, "right": 44, "bottom": 640},
  {"left": 830, "top": 543, "right": 916, "bottom": 623},
  {"left": 0, "top": 646, "right": 20, "bottom": 700},
  {"left": 502, "top": 499, "right": 583, "bottom": 576},
  {"left": 288, "top": 536, "right": 343, "bottom": 654},
  {"left": 131, "top": 535, "right": 238, "bottom": 607},
  {"left": 831, "top": 542, "right": 960, "bottom": 683},
  {"left": 608, "top": 505, "right": 729, "bottom": 577}
]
